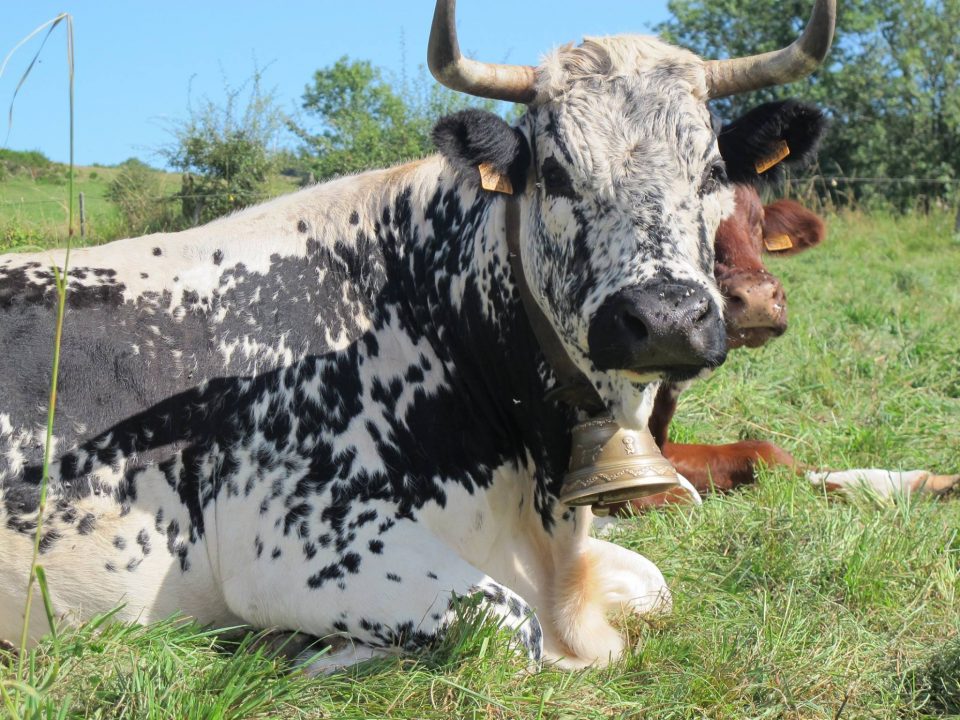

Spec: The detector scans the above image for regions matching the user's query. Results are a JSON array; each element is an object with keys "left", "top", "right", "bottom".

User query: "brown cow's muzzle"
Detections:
[{"left": 721, "top": 271, "right": 788, "bottom": 349}]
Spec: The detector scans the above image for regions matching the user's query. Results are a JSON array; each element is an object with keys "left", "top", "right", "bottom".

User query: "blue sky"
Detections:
[{"left": 0, "top": 2, "right": 671, "bottom": 168}]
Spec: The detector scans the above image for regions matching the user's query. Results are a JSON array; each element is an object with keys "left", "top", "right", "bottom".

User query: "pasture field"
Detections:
[
  {"left": 1, "top": 210, "right": 959, "bottom": 719},
  {"left": 0, "top": 164, "right": 172, "bottom": 251},
  {"left": 0, "top": 164, "right": 300, "bottom": 251},
  {"left": 1, "top": 165, "right": 125, "bottom": 250}
]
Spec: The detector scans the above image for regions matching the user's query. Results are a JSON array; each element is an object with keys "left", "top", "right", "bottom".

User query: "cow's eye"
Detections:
[
  {"left": 541, "top": 156, "right": 575, "bottom": 198},
  {"left": 700, "top": 161, "right": 728, "bottom": 196}
]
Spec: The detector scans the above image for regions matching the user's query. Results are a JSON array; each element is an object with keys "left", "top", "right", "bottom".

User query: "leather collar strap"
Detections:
[{"left": 504, "top": 195, "right": 605, "bottom": 414}]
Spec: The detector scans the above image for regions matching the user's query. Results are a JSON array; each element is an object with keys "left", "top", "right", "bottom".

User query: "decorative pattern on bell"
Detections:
[{"left": 560, "top": 415, "right": 681, "bottom": 508}]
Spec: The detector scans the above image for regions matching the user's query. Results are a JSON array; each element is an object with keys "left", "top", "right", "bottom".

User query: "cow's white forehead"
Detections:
[
  {"left": 535, "top": 35, "right": 707, "bottom": 104},
  {"left": 530, "top": 33, "right": 728, "bottom": 282},
  {"left": 536, "top": 35, "right": 715, "bottom": 187}
]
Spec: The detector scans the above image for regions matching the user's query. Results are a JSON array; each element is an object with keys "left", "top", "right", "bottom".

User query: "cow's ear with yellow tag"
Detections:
[
  {"left": 763, "top": 233, "right": 794, "bottom": 252},
  {"left": 432, "top": 108, "right": 530, "bottom": 197},
  {"left": 715, "top": 100, "right": 827, "bottom": 185},
  {"left": 477, "top": 162, "right": 514, "bottom": 195}
]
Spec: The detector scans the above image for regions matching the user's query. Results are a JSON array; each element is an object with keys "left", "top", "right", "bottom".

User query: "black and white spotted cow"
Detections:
[{"left": 0, "top": 1, "right": 835, "bottom": 670}]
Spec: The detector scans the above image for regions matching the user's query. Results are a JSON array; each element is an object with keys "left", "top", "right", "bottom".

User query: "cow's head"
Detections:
[
  {"left": 712, "top": 100, "right": 828, "bottom": 348},
  {"left": 717, "top": 189, "right": 828, "bottom": 348},
  {"left": 428, "top": 0, "right": 835, "bottom": 427}
]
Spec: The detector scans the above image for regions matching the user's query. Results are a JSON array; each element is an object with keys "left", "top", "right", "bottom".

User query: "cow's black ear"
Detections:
[
  {"left": 717, "top": 100, "right": 828, "bottom": 185},
  {"left": 432, "top": 109, "right": 530, "bottom": 193}
]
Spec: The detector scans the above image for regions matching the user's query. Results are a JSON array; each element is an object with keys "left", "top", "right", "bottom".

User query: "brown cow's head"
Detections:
[
  {"left": 713, "top": 100, "right": 828, "bottom": 349},
  {"left": 716, "top": 188, "right": 826, "bottom": 348}
]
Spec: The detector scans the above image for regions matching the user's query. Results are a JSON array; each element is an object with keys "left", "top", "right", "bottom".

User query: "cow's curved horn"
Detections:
[
  {"left": 704, "top": 0, "right": 836, "bottom": 98},
  {"left": 428, "top": 0, "right": 539, "bottom": 104}
]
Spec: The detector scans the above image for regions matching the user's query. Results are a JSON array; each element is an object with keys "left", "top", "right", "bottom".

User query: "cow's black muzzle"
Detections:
[{"left": 587, "top": 281, "right": 728, "bottom": 382}]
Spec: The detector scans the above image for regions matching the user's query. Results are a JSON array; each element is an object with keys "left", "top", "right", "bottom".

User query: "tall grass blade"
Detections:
[
  {"left": 0, "top": 14, "right": 69, "bottom": 145},
  {"left": 33, "top": 567, "right": 57, "bottom": 642},
  {"left": 2, "top": 14, "right": 75, "bottom": 685}
]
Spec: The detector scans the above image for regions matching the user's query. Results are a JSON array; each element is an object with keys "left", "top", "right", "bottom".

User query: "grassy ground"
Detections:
[
  {"left": 2, "top": 211, "right": 959, "bottom": 719},
  {"left": 0, "top": 165, "right": 167, "bottom": 251}
]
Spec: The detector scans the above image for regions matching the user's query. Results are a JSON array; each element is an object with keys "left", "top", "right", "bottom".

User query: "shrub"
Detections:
[
  {"left": 0, "top": 148, "right": 63, "bottom": 182},
  {"left": 0, "top": 221, "right": 46, "bottom": 252},
  {"left": 106, "top": 158, "right": 179, "bottom": 235},
  {"left": 160, "top": 69, "right": 283, "bottom": 226}
]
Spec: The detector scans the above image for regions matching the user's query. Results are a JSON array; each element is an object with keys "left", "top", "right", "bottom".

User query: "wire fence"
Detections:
[
  {"left": 780, "top": 176, "right": 960, "bottom": 230},
  {"left": 786, "top": 177, "right": 960, "bottom": 185},
  {"left": 3, "top": 176, "right": 960, "bottom": 234},
  {"left": 2, "top": 176, "right": 957, "bottom": 206},
  {"left": 0, "top": 191, "right": 278, "bottom": 208}
]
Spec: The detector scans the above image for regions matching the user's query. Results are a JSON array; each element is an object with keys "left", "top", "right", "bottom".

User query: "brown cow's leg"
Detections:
[
  {"left": 615, "top": 441, "right": 800, "bottom": 513},
  {"left": 807, "top": 469, "right": 960, "bottom": 498},
  {"left": 662, "top": 440, "right": 799, "bottom": 494}
]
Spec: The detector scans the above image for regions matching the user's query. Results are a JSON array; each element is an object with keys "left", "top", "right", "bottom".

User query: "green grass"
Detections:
[
  {"left": 0, "top": 165, "right": 166, "bottom": 250},
  {"left": 2, "top": 210, "right": 959, "bottom": 719}
]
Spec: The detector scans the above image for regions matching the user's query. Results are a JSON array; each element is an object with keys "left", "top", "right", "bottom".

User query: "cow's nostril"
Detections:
[
  {"left": 692, "top": 297, "right": 711, "bottom": 323},
  {"left": 726, "top": 293, "right": 746, "bottom": 311},
  {"left": 622, "top": 310, "right": 649, "bottom": 342},
  {"left": 588, "top": 282, "right": 727, "bottom": 375}
]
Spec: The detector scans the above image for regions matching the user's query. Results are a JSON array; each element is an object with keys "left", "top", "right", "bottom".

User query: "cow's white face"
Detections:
[{"left": 519, "top": 37, "right": 734, "bottom": 428}]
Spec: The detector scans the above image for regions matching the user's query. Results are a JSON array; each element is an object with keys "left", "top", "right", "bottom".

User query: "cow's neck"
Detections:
[{"left": 370, "top": 159, "right": 577, "bottom": 502}]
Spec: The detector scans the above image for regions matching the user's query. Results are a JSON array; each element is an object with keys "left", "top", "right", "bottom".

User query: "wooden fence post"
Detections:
[{"left": 78, "top": 191, "right": 86, "bottom": 240}]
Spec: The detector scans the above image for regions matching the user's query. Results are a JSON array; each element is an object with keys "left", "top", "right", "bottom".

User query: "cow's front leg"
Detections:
[
  {"left": 547, "top": 533, "right": 671, "bottom": 668},
  {"left": 224, "top": 525, "right": 543, "bottom": 673},
  {"left": 663, "top": 440, "right": 800, "bottom": 492},
  {"left": 300, "top": 577, "right": 542, "bottom": 675},
  {"left": 807, "top": 468, "right": 960, "bottom": 499},
  {"left": 584, "top": 537, "right": 672, "bottom": 617}
]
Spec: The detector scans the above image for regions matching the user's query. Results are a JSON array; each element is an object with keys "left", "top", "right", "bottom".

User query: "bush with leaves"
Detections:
[
  {"left": 161, "top": 70, "right": 284, "bottom": 226},
  {"left": 0, "top": 148, "right": 63, "bottom": 183},
  {"left": 106, "top": 157, "right": 177, "bottom": 235}
]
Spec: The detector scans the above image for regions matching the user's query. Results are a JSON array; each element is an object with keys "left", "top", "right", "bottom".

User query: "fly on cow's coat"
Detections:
[{"left": 0, "top": 0, "right": 836, "bottom": 671}]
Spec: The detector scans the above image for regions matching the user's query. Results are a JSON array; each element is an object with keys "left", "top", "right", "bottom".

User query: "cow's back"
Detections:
[{"left": 0, "top": 168, "right": 409, "bottom": 474}]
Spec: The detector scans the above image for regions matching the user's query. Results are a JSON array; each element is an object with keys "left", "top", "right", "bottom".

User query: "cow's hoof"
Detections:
[
  {"left": 913, "top": 473, "right": 960, "bottom": 496},
  {"left": 245, "top": 629, "right": 321, "bottom": 661},
  {"left": 295, "top": 636, "right": 394, "bottom": 676}
]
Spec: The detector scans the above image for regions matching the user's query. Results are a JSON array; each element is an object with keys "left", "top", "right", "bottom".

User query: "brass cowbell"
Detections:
[{"left": 560, "top": 415, "right": 681, "bottom": 509}]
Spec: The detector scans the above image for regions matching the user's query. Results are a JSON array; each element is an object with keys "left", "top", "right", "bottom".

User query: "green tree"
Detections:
[
  {"left": 290, "top": 57, "right": 501, "bottom": 181},
  {"left": 161, "top": 70, "right": 284, "bottom": 225},
  {"left": 658, "top": 0, "right": 960, "bottom": 209}
]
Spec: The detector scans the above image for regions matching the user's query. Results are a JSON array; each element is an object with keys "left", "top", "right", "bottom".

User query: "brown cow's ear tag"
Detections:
[
  {"left": 755, "top": 139, "right": 791, "bottom": 174},
  {"left": 764, "top": 233, "right": 794, "bottom": 252},
  {"left": 478, "top": 162, "right": 513, "bottom": 194}
]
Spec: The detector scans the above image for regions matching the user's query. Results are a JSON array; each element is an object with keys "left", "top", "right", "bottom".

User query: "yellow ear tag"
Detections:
[
  {"left": 478, "top": 162, "right": 514, "bottom": 194},
  {"left": 764, "top": 233, "right": 794, "bottom": 252},
  {"left": 755, "top": 139, "right": 791, "bottom": 174}
]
